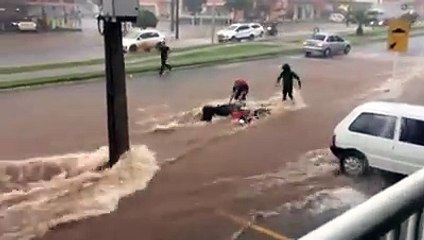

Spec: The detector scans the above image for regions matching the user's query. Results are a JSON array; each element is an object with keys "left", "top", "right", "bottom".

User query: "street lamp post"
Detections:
[
  {"left": 175, "top": 0, "right": 180, "bottom": 39},
  {"left": 170, "top": 0, "right": 175, "bottom": 32},
  {"left": 211, "top": 2, "right": 216, "bottom": 43}
]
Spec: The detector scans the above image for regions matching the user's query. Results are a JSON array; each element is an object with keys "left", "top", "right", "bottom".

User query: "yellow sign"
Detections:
[{"left": 387, "top": 19, "right": 410, "bottom": 53}]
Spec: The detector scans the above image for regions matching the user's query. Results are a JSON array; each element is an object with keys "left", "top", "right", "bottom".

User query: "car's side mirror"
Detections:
[{"left": 137, "top": 37, "right": 141, "bottom": 40}]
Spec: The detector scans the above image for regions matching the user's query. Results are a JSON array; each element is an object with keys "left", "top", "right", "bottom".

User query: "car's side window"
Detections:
[
  {"left": 151, "top": 32, "right": 160, "bottom": 38},
  {"left": 335, "top": 36, "right": 344, "bottom": 42},
  {"left": 348, "top": 112, "right": 397, "bottom": 139},
  {"left": 400, "top": 117, "right": 424, "bottom": 146},
  {"left": 139, "top": 33, "right": 152, "bottom": 39},
  {"left": 251, "top": 25, "right": 259, "bottom": 29},
  {"left": 238, "top": 26, "right": 249, "bottom": 31},
  {"left": 327, "top": 36, "right": 335, "bottom": 42}
]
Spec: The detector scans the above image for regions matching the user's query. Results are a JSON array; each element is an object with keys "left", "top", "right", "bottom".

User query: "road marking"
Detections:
[{"left": 217, "top": 210, "right": 291, "bottom": 240}]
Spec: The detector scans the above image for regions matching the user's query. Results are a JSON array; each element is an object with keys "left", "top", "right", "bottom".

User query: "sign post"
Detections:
[
  {"left": 387, "top": 18, "right": 410, "bottom": 81},
  {"left": 387, "top": 18, "right": 410, "bottom": 53}
]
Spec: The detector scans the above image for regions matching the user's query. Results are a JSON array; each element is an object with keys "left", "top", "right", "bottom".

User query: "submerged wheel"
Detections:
[
  {"left": 323, "top": 48, "right": 331, "bottom": 58},
  {"left": 342, "top": 152, "right": 368, "bottom": 177},
  {"left": 344, "top": 45, "right": 351, "bottom": 55}
]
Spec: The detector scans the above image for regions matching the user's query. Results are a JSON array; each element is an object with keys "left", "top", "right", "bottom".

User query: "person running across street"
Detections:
[{"left": 158, "top": 41, "right": 172, "bottom": 76}]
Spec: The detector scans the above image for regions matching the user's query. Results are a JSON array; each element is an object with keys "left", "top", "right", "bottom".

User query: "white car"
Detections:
[
  {"left": 122, "top": 29, "right": 165, "bottom": 53},
  {"left": 249, "top": 23, "right": 264, "bottom": 38},
  {"left": 331, "top": 101, "right": 424, "bottom": 176},
  {"left": 216, "top": 24, "right": 256, "bottom": 42},
  {"left": 12, "top": 19, "right": 37, "bottom": 32},
  {"left": 329, "top": 13, "right": 345, "bottom": 23}
]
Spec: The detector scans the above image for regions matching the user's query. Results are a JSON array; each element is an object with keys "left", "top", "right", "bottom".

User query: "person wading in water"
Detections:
[{"left": 276, "top": 63, "right": 301, "bottom": 103}]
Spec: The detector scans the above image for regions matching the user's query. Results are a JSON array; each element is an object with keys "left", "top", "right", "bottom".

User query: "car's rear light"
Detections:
[{"left": 332, "top": 135, "right": 336, "bottom": 146}]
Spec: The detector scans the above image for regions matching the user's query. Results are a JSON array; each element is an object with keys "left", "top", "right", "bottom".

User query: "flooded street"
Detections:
[{"left": 1, "top": 38, "right": 424, "bottom": 240}]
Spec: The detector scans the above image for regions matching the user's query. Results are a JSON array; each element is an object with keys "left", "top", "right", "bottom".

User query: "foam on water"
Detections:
[
  {"left": 282, "top": 187, "right": 367, "bottom": 215},
  {"left": 244, "top": 148, "right": 337, "bottom": 195},
  {"left": 0, "top": 145, "right": 159, "bottom": 240}
]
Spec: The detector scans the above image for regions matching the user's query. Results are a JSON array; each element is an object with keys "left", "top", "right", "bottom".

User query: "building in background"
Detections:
[{"left": 26, "top": 0, "right": 81, "bottom": 30}]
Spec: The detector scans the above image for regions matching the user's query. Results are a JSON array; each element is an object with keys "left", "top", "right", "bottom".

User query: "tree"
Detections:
[
  {"left": 135, "top": 9, "right": 158, "bottom": 29},
  {"left": 184, "top": 0, "right": 206, "bottom": 14},
  {"left": 225, "top": 0, "right": 254, "bottom": 11},
  {"left": 352, "top": 10, "right": 367, "bottom": 36}
]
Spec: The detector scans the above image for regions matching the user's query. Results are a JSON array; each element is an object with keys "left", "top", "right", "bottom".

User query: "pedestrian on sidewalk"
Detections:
[
  {"left": 158, "top": 41, "right": 172, "bottom": 76},
  {"left": 276, "top": 63, "right": 301, "bottom": 102}
]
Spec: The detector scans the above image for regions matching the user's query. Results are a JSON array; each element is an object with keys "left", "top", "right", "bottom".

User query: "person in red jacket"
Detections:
[{"left": 229, "top": 79, "right": 249, "bottom": 103}]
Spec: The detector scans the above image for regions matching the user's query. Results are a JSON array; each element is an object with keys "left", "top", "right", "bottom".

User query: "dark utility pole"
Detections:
[
  {"left": 170, "top": 0, "right": 175, "bottom": 32},
  {"left": 175, "top": 0, "right": 180, "bottom": 39},
  {"left": 103, "top": 19, "right": 130, "bottom": 167}
]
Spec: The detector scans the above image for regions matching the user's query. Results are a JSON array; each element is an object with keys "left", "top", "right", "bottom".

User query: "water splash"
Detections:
[
  {"left": 139, "top": 91, "right": 307, "bottom": 133},
  {"left": 0, "top": 145, "right": 159, "bottom": 240}
]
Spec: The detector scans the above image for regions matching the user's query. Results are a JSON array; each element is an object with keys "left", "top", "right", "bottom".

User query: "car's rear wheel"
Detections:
[
  {"left": 341, "top": 151, "right": 368, "bottom": 177},
  {"left": 249, "top": 34, "right": 255, "bottom": 41},
  {"left": 305, "top": 52, "right": 311, "bottom": 57},
  {"left": 129, "top": 45, "right": 138, "bottom": 53},
  {"left": 323, "top": 48, "right": 331, "bottom": 58},
  {"left": 259, "top": 31, "right": 264, "bottom": 37},
  {"left": 344, "top": 45, "right": 351, "bottom": 55}
]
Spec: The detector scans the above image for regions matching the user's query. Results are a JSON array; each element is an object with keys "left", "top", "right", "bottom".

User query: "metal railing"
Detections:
[{"left": 299, "top": 167, "right": 424, "bottom": 240}]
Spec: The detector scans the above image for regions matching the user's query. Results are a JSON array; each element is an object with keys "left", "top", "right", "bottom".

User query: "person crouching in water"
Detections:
[
  {"left": 229, "top": 79, "right": 249, "bottom": 104},
  {"left": 157, "top": 41, "right": 172, "bottom": 76},
  {"left": 276, "top": 64, "right": 301, "bottom": 102}
]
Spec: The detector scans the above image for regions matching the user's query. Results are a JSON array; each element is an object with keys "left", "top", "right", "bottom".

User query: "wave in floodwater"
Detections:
[
  {"left": 136, "top": 90, "right": 307, "bottom": 133},
  {"left": 0, "top": 145, "right": 159, "bottom": 240},
  {"left": 282, "top": 187, "right": 368, "bottom": 215}
]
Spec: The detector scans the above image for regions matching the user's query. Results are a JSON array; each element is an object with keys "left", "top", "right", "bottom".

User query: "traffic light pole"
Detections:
[{"left": 103, "top": 19, "right": 130, "bottom": 167}]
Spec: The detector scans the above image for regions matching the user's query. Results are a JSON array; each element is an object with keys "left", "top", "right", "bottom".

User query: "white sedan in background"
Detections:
[
  {"left": 12, "top": 18, "right": 38, "bottom": 32},
  {"left": 122, "top": 29, "right": 165, "bottom": 53}
]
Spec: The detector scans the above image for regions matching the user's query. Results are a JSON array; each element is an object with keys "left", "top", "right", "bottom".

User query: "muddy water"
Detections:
[{"left": 1, "top": 53, "right": 415, "bottom": 240}]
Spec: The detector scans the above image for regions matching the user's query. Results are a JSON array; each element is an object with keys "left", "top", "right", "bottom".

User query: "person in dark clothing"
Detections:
[
  {"left": 229, "top": 79, "right": 249, "bottom": 103},
  {"left": 276, "top": 64, "right": 301, "bottom": 102},
  {"left": 158, "top": 41, "right": 172, "bottom": 76}
]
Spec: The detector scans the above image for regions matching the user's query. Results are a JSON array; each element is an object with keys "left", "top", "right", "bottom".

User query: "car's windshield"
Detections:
[
  {"left": 125, "top": 31, "right": 140, "bottom": 39},
  {"left": 312, "top": 34, "right": 326, "bottom": 41},
  {"left": 226, "top": 25, "right": 238, "bottom": 30}
]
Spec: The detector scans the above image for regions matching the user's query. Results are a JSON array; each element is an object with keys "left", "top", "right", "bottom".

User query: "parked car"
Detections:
[
  {"left": 122, "top": 29, "right": 165, "bottom": 53},
  {"left": 11, "top": 18, "right": 38, "bottom": 32},
  {"left": 329, "top": 13, "right": 345, "bottom": 23},
  {"left": 216, "top": 24, "right": 256, "bottom": 42},
  {"left": 303, "top": 33, "right": 351, "bottom": 58},
  {"left": 330, "top": 101, "right": 424, "bottom": 176},
  {"left": 249, "top": 23, "right": 264, "bottom": 38}
]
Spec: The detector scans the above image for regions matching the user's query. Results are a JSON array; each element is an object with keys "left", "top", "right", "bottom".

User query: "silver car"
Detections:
[{"left": 303, "top": 33, "right": 351, "bottom": 58}]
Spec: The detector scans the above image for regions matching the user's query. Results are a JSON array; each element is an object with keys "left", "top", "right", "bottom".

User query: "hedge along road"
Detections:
[{"left": 1, "top": 28, "right": 424, "bottom": 90}]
